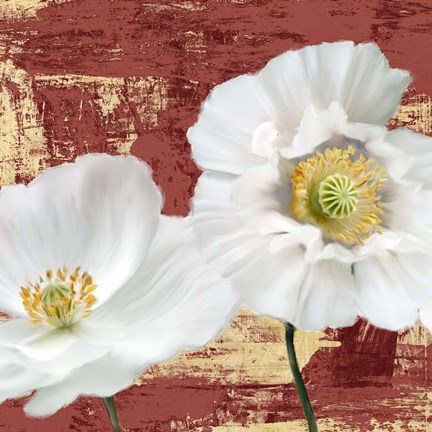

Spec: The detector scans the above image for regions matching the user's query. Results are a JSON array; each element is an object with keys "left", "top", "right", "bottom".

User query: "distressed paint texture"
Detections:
[{"left": 0, "top": 0, "right": 431, "bottom": 431}]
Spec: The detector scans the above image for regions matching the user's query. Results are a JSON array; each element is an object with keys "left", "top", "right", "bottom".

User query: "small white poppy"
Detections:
[
  {"left": 0, "top": 154, "right": 237, "bottom": 418},
  {"left": 188, "top": 41, "right": 432, "bottom": 332}
]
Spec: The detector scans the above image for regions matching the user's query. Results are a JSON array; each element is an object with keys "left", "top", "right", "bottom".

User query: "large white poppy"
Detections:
[
  {"left": 0, "top": 154, "right": 237, "bottom": 417},
  {"left": 188, "top": 41, "right": 432, "bottom": 332}
]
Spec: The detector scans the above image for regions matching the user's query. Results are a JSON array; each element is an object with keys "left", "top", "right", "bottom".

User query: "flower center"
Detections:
[
  {"left": 20, "top": 266, "right": 98, "bottom": 328},
  {"left": 312, "top": 174, "right": 358, "bottom": 219},
  {"left": 290, "top": 146, "right": 386, "bottom": 245}
]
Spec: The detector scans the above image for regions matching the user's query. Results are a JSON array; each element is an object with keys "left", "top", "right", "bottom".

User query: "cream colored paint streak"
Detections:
[
  {"left": 396, "top": 93, "right": 432, "bottom": 134},
  {"left": 145, "top": 1, "right": 207, "bottom": 12},
  {"left": 0, "top": 0, "right": 70, "bottom": 20},
  {"left": 141, "top": 308, "right": 340, "bottom": 385},
  {"left": 0, "top": 60, "right": 48, "bottom": 185},
  {"left": 209, "top": 418, "right": 431, "bottom": 432}
]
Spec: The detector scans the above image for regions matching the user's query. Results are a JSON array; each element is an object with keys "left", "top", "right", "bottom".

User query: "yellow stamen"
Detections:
[
  {"left": 291, "top": 146, "right": 386, "bottom": 245},
  {"left": 20, "top": 266, "right": 98, "bottom": 328}
]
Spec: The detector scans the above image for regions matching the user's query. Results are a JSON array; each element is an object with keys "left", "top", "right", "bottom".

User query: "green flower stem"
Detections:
[
  {"left": 102, "top": 396, "right": 122, "bottom": 432},
  {"left": 285, "top": 323, "right": 318, "bottom": 432}
]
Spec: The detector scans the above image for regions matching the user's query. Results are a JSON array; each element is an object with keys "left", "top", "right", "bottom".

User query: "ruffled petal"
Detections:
[
  {"left": 91, "top": 216, "right": 238, "bottom": 371},
  {"left": 281, "top": 101, "right": 349, "bottom": 159},
  {"left": 384, "top": 127, "right": 432, "bottom": 188},
  {"left": 259, "top": 41, "right": 409, "bottom": 126},
  {"left": 360, "top": 128, "right": 432, "bottom": 248},
  {"left": 407, "top": 190, "right": 432, "bottom": 245},
  {"left": 0, "top": 154, "right": 162, "bottom": 315},
  {"left": 223, "top": 236, "right": 356, "bottom": 331},
  {"left": 231, "top": 162, "right": 299, "bottom": 235},
  {"left": 193, "top": 171, "right": 269, "bottom": 276},
  {"left": 291, "top": 259, "right": 357, "bottom": 331},
  {"left": 187, "top": 73, "right": 271, "bottom": 174},
  {"left": 189, "top": 42, "right": 409, "bottom": 175},
  {"left": 353, "top": 251, "right": 432, "bottom": 330}
]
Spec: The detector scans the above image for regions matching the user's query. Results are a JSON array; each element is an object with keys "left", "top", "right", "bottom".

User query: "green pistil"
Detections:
[
  {"left": 41, "top": 282, "right": 71, "bottom": 305},
  {"left": 41, "top": 282, "right": 73, "bottom": 328},
  {"left": 312, "top": 174, "right": 358, "bottom": 219}
]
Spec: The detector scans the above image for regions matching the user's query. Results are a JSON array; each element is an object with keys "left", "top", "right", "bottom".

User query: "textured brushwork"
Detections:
[{"left": 0, "top": 1, "right": 431, "bottom": 430}]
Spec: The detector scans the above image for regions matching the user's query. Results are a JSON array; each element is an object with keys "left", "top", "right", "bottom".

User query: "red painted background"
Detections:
[{"left": 0, "top": 0, "right": 431, "bottom": 430}]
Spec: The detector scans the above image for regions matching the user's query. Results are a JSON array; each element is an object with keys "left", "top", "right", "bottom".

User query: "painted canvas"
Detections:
[{"left": 0, "top": 1, "right": 431, "bottom": 431}]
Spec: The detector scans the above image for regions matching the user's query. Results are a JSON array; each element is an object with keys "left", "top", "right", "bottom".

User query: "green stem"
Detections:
[
  {"left": 285, "top": 323, "right": 318, "bottom": 432},
  {"left": 102, "top": 396, "right": 122, "bottom": 432}
]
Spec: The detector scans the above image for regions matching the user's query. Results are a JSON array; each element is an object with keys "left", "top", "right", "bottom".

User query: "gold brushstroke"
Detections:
[
  {"left": 184, "top": 31, "right": 207, "bottom": 53},
  {"left": 395, "top": 93, "right": 432, "bottom": 134},
  {"left": 35, "top": 73, "right": 171, "bottom": 137},
  {"left": 34, "top": 74, "right": 139, "bottom": 155},
  {"left": 145, "top": 2, "right": 207, "bottom": 12},
  {"left": 0, "top": 60, "right": 48, "bottom": 184},
  {"left": 140, "top": 308, "right": 340, "bottom": 386},
  {"left": 0, "top": 0, "right": 70, "bottom": 20},
  {"left": 209, "top": 418, "right": 431, "bottom": 431}
]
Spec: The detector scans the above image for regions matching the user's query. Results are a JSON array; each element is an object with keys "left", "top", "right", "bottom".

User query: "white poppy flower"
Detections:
[
  {"left": 188, "top": 41, "right": 432, "bottom": 332},
  {"left": 0, "top": 154, "right": 237, "bottom": 417}
]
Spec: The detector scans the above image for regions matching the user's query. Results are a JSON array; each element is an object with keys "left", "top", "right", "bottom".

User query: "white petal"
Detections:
[
  {"left": 226, "top": 237, "right": 356, "bottom": 331},
  {"left": 408, "top": 190, "right": 432, "bottom": 243},
  {"left": 71, "top": 319, "right": 128, "bottom": 347},
  {"left": 0, "top": 319, "right": 78, "bottom": 362},
  {"left": 384, "top": 127, "right": 432, "bottom": 188},
  {"left": 368, "top": 130, "right": 432, "bottom": 250},
  {"left": 420, "top": 300, "right": 432, "bottom": 332},
  {"left": 0, "top": 359, "right": 62, "bottom": 404},
  {"left": 91, "top": 216, "right": 238, "bottom": 371},
  {"left": 251, "top": 121, "right": 282, "bottom": 158},
  {"left": 24, "top": 355, "right": 136, "bottom": 417},
  {"left": 187, "top": 74, "right": 272, "bottom": 175},
  {"left": 19, "top": 328, "right": 77, "bottom": 361},
  {"left": 291, "top": 260, "right": 357, "bottom": 330},
  {"left": 259, "top": 41, "right": 409, "bottom": 126},
  {"left": 281, "top": 101, "right": 348, "bottom": 159},
  {"left": 0, "top": 318, "right": 43, "bottom": 347},
  {"left": 0, "top": 154, "right": 162, "bottom": 315},
  {"left": 193, "top": 171, "right": 269, "bottom": 276},
  {"left": 189, "top": 41, "right": 409, "bottom": 175},
  {"left": 0, "top": 319, "right": 109, "bottom": 375},
  {"left": 353, "top": 251, "right": 432, "bottom": 330},
  {"left": 231, "top": 236, "right": 308, "bottom": 321},
  {"left": 231, "top": 162, "right": 299, "bottom": 235}
]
